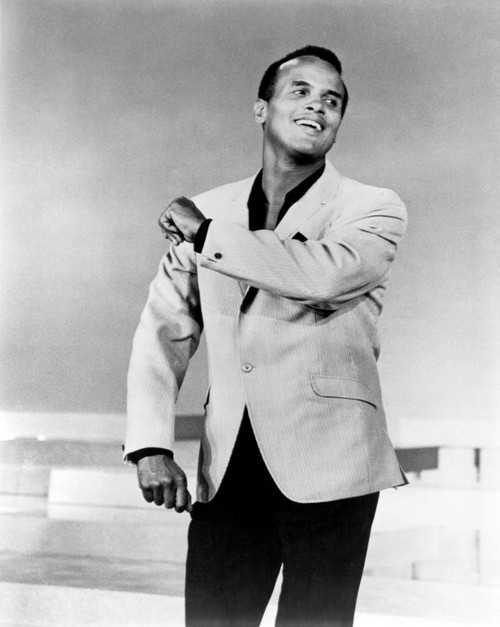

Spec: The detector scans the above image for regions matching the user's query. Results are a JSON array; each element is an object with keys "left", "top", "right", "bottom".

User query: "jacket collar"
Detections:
[
  {"left": 274, "top": 160, "right": 340, "bottom": 238},
  {"left": 230, "top": 159, "right": 341, "bottom": 237}
]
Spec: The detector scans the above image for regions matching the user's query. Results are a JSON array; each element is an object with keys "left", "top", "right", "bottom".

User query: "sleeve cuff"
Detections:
[
  {"left": 194, "top": 219, "right": 212, "bottom": 253},
  {"left": 125, "top": 447, "right": 174, "bottom": 464}
]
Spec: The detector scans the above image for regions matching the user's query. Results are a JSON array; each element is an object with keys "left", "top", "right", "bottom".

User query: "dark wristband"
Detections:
[
  {"left": 125, "top": 447, "right": 174, "bottom": 464},
  {"left": 194, "top": 219, "right": 212, "bottom": 253}
]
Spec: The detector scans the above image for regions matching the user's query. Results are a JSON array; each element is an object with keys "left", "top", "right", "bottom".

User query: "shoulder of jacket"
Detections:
[
  {"left": 191, "top": 176, "right": 254, "bottom": 208},
  {"left": 336, "top": 174, "right": 406, "bottom": 214}
]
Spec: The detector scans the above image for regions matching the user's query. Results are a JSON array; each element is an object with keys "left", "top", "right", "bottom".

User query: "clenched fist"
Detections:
[
  {"left": 137, "top": 453, "right": 192, "bottom": 513},
  {"left": 158, "top": 196, "right": 206, "bottom": 245}
]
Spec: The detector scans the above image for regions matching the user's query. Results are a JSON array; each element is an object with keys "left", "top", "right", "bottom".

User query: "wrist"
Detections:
[
  {"left": 130, "top": 448, "right": 174, "bottom": 464},
  {"left": 186, "top": 217, "right": 205, "bottom": 243}
]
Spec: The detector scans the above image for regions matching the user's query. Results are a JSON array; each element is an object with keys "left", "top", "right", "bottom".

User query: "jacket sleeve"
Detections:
[
  {"left": 198, "top": 189, "right": 406, "bottom": 308},
  {"left": 124, "top": 241, "right": 202, "bottom": 460}
]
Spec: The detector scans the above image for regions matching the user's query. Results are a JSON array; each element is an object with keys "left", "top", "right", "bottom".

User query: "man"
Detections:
[{"left": 124, "top": 45, "right": 408, "bottom": 626}]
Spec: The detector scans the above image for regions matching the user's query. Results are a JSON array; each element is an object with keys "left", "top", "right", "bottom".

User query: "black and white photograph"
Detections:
[{"left": 1, "top": 1, "right": 499, "bottom": 625}]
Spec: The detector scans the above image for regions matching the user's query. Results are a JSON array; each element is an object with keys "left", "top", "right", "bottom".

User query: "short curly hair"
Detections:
[{"left": 258, "top": 45, "right": 348, "bottom": 118}]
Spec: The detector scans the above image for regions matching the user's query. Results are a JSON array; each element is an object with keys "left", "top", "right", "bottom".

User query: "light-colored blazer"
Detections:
[{"left": 125, "top": 160, "right": 408, "bottom": 503}]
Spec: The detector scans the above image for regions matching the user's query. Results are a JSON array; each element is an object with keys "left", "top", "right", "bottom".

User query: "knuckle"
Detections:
[{"left": 138, "top": 476, "right": 150, "bottom": 489}]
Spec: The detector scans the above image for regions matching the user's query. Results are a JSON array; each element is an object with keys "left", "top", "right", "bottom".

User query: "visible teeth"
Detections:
[{"left": 296, "top": 119, "right": 322, "bottom": 130}]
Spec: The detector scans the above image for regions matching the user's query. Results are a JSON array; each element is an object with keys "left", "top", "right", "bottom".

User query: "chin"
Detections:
[{"left": 289, "top": 145, "right": 328, "bottom": 163}]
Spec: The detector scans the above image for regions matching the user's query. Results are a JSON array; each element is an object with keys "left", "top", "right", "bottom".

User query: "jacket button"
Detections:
[
  {"left": 214, "top": 252, "right": 222, "bottom": 259},
  {"left": 241, "top": 363, "right": 253, "bottom": 373}
]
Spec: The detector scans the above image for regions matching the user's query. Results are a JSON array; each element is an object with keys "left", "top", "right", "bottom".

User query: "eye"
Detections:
[
  {"left": 324, "top": 98, "right": 338, "bottom": 108},
  {"left": 293, "top": 89, "right": 307, "bottom": 96}
]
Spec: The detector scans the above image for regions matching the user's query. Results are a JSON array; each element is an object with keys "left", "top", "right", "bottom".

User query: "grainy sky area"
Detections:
[{"left": 1, "top": 0, "right": 499, "bottom": 432}]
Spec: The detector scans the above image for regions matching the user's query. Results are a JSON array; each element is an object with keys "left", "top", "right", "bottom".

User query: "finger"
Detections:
[
  {"left": 159, "top": 205, "right": 178, "bottom": 225},
  {"left": 186, "top": 491, "right": 193, "bottom": 513},
  {"left": 142, "top": 488, "right": 154, "bottom": 503},
  {"left": 175, "top": 485, "right": 189, "bottom": 513},
  {"left": 164, "top": 487, "right": 176, "bottom": 509},
  {"left": 158, "top": 214, "right": 176, "bottom": 232},
  {"left": 170, "top": 231, "right": 183, "bottom": 245},
  {"left": 159, "top": 218, "right": 182, "bottom": 238},
  {"left": 163, "top": 232, "right": 178, "bottom": 244},
  {"left": 158, "top": 218, "right": 174, "bottom": 233},
  {"left": 166, "top": 233, "right": 183, "bottom": 246},
  {"left": 160, "top": 225, "right": 183, "bottom": 245},
  {"left": 153, "top": 484, "right": 165, "bottom": 506}
]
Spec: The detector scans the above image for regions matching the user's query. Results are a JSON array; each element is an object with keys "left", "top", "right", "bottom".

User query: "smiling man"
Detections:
[{"left": 125, "top": 46, "right": 408, "bottom": 626}]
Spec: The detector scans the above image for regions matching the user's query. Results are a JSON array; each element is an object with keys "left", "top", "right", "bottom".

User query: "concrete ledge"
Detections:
[
  {"left": 374, "top": 486, "right": 500, "bottom": 532},
  {"left": 0, "top": 413, "right": 125, "bottom": 443},
  {"left": 0, "top": 514, "right": 189, "bottom": 563},
  {"left": 48, "top": 468, "right": 198, "bottom": 509},
  {"left": 397, "top": 447, "right": 438, "bottom": 473},
  {"left": 0, "top": 580, "right": 493, "bottom": 626},
  {"left": 0, "top": 466, "right": 52, "bottom": 497},
  {"left": 0, "top": 412, "right": 201, "bottom": 443},
  {"left": 0, "top": 439, "right": 199, "bottom": 471},
  {"left": 3, "top": 412, "right": 499, "bottom": 448},
  {"left": 397, "top": 418, "right": 500, "bottom": 449}
]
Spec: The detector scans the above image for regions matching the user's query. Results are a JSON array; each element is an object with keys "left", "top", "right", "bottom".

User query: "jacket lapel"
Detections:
[{"left": 274, "top": 160, "right": 341, "bottom": 239}]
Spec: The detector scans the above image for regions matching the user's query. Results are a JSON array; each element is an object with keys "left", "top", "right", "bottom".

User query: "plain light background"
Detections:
[{"left": 1, "top": 0, "right": 499, "bottom": 435}]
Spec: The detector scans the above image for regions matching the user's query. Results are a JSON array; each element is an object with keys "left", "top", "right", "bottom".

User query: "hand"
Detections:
[
  {"left": 137, "top": 454, "right": 192, "bottom": 513},
  {"left": 158, "top": 212, "right": 184, "bottom": 246},
  {"left": 158, "top": 196, "right": 205, "bottom": 245}
]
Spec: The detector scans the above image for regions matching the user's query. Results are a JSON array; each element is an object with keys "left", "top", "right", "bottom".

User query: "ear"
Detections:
[{"left": 253, "top": 99, "right": 268, "bottom": 126}]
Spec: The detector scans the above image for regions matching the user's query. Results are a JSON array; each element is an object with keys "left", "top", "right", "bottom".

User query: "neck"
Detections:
[{"left": 261, "top": 148, "right": 325, "bottom": 208}]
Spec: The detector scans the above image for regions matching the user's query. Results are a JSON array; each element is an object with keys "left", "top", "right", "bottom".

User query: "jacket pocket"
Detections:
[{"left": 310, "top": 375, "right": 378, "bottom": 409}]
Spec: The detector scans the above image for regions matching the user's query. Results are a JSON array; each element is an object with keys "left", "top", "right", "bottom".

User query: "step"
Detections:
[
  {"left": 46, "top": 468, "right": 500, "bottom": 531},
  {"left": 0, "top": 553, "right": 185, "bottom": 596},
  {"left": 372, "top": 486, "right": 500, "bottom": 531},
  {"left": 0, "top": 466, "right": 52, "bottom": 497},
  {"left": 0, "top": 513, "right": 189, "bottom": 563},
  {"left": 0, "top": 582, "right": 185, "bottom": 626},
  {"left": 0, "top": 436, "right": 444, "bottom": 477},
  {"left": 2, "top": 412, "right": 499, "bottom": 490},
  {"left": 0, "top": 437, "right": 199, "bottom": 498},
  {"left": 358, "top": 576, "right": 499, "bottom": 625},
  {"left": 0, "top": 579, "right": 494, "bottom": 626},
  {"left": 398, "top": 418, "right": 500, "bottom": 449},
  {"left": 3, "top": 412, "right": 499, "bottom": 449},
  {"left": 0, "top": 439, "right": 199, "bottom": 470},
  {"left": 48, "top": 467, "right": 198, "bottom": 509},
  {"left": 1, "top": 490, "right": 498, "bottom": 585},
  {"left": 2, "top": 510, "right": 495, "bottom": 584},
  {"left": 0, "top": 509, "right": 434, "bottom": 575},
  {"left": 413, "top": 559, "right": 500, "bottom": 586},
  {"left": 0, "top": 412, "right": 202, "bottom": 442}
]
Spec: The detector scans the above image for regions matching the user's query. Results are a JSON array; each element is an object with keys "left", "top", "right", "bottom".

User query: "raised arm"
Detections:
[{"left": 164, "top": 189, "right": 406, "bottom": 310}]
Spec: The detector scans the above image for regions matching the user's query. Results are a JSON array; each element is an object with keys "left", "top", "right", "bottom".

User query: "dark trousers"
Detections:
[{"left": 185, "top": 412, "right": 379, "bottom": 627}]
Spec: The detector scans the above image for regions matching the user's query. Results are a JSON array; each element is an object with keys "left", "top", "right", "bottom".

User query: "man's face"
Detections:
[{"left": 255, "top": 56, "right": 345, "bottom": 161}]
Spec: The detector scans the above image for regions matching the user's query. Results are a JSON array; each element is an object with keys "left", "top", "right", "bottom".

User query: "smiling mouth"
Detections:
[{"left": 295, "top": 118, "right": 323, "bottom": 131}]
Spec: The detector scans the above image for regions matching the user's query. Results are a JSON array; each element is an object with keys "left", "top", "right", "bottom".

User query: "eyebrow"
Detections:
[{"left": 290, "top": 80, "right": 343, "bottom": 101}]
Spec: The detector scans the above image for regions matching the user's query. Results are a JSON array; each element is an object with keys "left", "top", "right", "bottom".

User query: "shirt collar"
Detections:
[{"left": 247, "top": 163, "right": 326, "bottom": 230}]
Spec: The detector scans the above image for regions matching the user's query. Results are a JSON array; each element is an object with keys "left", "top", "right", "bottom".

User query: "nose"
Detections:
[{"left": 305, "top": 99, "right": 325, "bottom": 114}]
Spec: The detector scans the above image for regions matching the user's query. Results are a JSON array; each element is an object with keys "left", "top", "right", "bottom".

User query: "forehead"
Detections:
[{"left": 275, "top": 56, "right": 343, "bottom": 93}]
